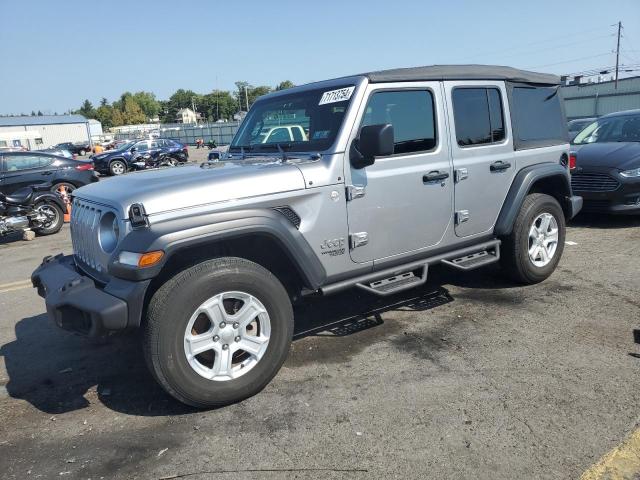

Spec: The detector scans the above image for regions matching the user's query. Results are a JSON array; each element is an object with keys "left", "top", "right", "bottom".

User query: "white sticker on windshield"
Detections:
[{"left": 319, "top": 86, "right": 355, "bottom": 106}]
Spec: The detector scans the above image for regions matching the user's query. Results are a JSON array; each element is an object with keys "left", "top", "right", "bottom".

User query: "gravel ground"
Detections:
[{"left": 0, "top": 213, "right": 639, "bottom": 479}]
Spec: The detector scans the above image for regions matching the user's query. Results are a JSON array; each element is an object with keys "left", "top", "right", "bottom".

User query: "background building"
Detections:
[
  {"left": 562, "top": 76, "right": 640, "bottom": 121},
  {"left": 0, "top": 114, "right": 93, "bottom": 150},
  {"left": 175, "top": 108, "right": 202, "bottom": 124}
]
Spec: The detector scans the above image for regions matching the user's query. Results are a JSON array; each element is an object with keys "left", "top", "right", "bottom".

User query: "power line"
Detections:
[
  {"left": 527, "top": 52, "right": 613, "bottom": 69},
  {"left": 459, "top": 25, "right": 612, "bottom": 62}
]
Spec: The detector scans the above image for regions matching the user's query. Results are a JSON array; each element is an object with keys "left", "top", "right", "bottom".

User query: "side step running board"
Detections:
[
  {"left": 441, "top": 244, "right": 500, "bottom": 271},
  {"left": 356, "top": 264, "right": 428, "bottom": 297}
]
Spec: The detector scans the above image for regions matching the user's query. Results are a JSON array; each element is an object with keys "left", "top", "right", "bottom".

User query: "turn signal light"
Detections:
[
  {"left": 569, "top": 154, "right": 577, "bottom": 170},
  {"left": 138, "top": 251, "right": 164, "bottom": 267}
]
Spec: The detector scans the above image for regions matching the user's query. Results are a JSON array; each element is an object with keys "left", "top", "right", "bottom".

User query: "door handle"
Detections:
[
  {"left": 423, "top": 171, "right": 449, "bottom": 182},
  {"left": 490, "top": 161, "right": 512, "bottom": 172},
  {"left": 41, "top": 171, "right": 53, "bottom": 175}
]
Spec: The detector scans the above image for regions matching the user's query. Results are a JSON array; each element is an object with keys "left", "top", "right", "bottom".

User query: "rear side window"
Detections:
[
  {"left": 452, "top": 88, "right": 505, "bottom": 147},
  {"left": 511, "top": 86, "right": 567, "bottom": 148},
  {"left": 361, "top": 90, "right": 436, "bottom": 155},
  {"left": 4, "top": 155, "right": 52, "bottom": 171}
]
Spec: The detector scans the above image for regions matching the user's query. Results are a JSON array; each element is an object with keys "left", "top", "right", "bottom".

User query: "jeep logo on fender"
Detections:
[{"left": 320, "top": 238, "right": 346, "bottom": 256}]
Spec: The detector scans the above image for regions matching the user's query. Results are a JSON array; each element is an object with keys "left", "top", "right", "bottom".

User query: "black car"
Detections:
[
  {"left": 0, "top": 151, "right": 98, "bottom": 199},
  {"left": 54, "top": 142, "right": 92, "bottom": 156},
  {"left": 570, "top": 109, "right": 640, "bottom": 214},
  {"left": 91, "top": 138, "right": 189, "bottom": 176}
]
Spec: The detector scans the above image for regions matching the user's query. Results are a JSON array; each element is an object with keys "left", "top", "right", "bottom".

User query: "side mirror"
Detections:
[
  {"left": 350, "top": 124, "right": 394, "bottom": 169},
  {"left": 130, "top": 147, "right": 137, "bottom": 153}
]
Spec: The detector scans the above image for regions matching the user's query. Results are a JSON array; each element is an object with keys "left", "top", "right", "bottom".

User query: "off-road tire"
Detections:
[
  {"left": 143, "top": 257, "right": 294, "bottom": 408},
  {"left": 500, "top": 193, "right": 565, "bottom": 284},
  {"left": 109, "top": 160, "right": 126, "bottom": 176},
  {"left": 33, "top": 201, "right": 64, "bottom": 236}
]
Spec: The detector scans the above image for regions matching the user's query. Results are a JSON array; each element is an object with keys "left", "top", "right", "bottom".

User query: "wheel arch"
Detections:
[
  {"left": 495, "top": 163, "right": 573, "bottom": 236},
  {"left": 112, "top": 209, "right": 327, "bottom": 322}
]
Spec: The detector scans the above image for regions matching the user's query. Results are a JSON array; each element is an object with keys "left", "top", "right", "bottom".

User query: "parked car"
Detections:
[
  {"left": 54, "top": 142, "right": 91, "bottom": 156},
  {"left": 32, "top": 65, "right": 581, "bottom": 408},
  {"left": 91, "top": 138, "right": 189, "bottom": 175},
  {"left": 570, "top": 109, "right": 640, "bottom": 214},
  {"left": 567, "top": 117, "right": 597, "bottom": 140},
  {"left": 0, "top": 151, "right": 98, "bottom": 199}
]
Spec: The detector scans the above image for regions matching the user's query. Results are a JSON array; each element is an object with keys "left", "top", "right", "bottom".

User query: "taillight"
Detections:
[
  {"left": 569, "top": 154, "right": 577, "bottom": 170},
  {"left": 76, "top": 163, "right": 94, "bottom": 171}
]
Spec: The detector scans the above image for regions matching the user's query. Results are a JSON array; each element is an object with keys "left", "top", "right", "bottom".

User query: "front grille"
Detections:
[
  {"left": 571, "top": 172, "right": 620, "bottom": 192},
  {"left": 71, "top": 198, "right": 104, "bottom": 272}
]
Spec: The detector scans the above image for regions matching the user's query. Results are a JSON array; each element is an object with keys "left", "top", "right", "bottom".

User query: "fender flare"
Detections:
[
  {"left": 111, "top": 208, "right": 327, "bottom": 289},
  {"left": 32, "top": 191, "right": 66, "bottom": 211},
  {"left": 494, "top": 163, "right": 578, "bottom": 236}
]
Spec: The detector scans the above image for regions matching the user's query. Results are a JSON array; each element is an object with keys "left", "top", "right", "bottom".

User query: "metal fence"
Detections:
[{"left": 114, "top": 122, "right": 241, "bottom": 145}]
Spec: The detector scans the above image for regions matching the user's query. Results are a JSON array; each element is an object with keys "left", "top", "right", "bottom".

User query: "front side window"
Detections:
[
  {"left": 452, "top": 88, "right": 505, "bottom": 147},
  {"left": 135, "top": 141, "right": 149, "bottom": 152},
  {"left": 361, "top": 90, "right": 436, "bottom": 155},
  {"left": 230, "top": 85, "right": 355, "bottom": 153}
]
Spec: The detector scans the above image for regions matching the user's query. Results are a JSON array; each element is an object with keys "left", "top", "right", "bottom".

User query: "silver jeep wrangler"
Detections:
[{"left": 32, "top": 65, "right": 582, "bottom": 408}]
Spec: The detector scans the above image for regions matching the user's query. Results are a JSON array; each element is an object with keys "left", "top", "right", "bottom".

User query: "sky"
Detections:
[{"left": 0, "top": 0, "right": 639, "bottom": 115}]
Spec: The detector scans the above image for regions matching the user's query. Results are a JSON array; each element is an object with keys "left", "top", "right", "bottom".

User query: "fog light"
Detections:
[{"left": 119, "top": 250, "right": 164, "bottom": 267}]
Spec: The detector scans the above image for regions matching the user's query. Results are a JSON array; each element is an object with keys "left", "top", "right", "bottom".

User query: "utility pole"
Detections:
[
  {"left": 245, "top": 86, "right": 249, "bottom": 112},
  {"left": 615, "top": 21, "right": 622, "bottom": 89}
]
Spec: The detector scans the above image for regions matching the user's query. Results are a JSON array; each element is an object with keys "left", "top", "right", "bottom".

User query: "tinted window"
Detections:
[
  {"left": 452, "top": 88, "right": 505, "bottom": 146},
  {"left": 511, "top": 86, "right": 566, "bottom": 147},
  {"left": 4, "top": 155, "right": 52, "bottom": 171},
  {"left": 573, "top": 114, "right": 640, "bottom": 144},
  {"left": 361, "top": 90, "right": 436, "bottom": 154},
  {"left": 135, "top": 141, "right": 149, "bottom": 152}
]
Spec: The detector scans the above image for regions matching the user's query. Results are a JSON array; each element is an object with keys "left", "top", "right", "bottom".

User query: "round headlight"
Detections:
[{"left": 99, "top": 212, "right": 119, "bottom": 253}]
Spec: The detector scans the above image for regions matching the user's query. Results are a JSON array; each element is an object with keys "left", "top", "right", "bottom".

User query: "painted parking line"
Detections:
[
  {"left": 580, "top": 427, "right": 640, "bottom": 480},
  {"left": 0, "top": 279, "right": 32, "bottom": 294}
]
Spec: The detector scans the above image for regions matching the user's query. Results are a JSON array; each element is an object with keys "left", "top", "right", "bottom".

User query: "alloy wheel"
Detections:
[{"left": 528, "top": 212, "right": 559, "bottom": 267}]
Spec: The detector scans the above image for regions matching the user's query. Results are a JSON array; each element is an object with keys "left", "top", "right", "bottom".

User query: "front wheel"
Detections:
[
  {"left": 143, "top": 257, "right": 294, "bottom": 408},
  {"left": 500, "top": 193, "right": 566, "bottom": 284},
  {"left": 109, "top": 160, "right": 126, "bottom": 176},
  {"left": 32, "top": 201, "right": 64, "bottom": 236}
]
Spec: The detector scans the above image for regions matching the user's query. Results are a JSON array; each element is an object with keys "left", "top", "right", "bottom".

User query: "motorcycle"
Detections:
[
  {"left": 132, "top": 151, "right": 180, "bottom": 171},
  {"left": 0, "top": 185, "right": 66, "bottom": 237}
]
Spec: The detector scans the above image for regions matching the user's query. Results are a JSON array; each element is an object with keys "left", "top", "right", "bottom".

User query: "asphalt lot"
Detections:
[{"left": 0, "top": 209, "right": 639, "bottom": 479}]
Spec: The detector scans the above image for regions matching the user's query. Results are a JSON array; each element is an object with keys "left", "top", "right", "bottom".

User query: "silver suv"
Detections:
[{"left": 32, "top": 65, "right": 582, "bottom": 408}]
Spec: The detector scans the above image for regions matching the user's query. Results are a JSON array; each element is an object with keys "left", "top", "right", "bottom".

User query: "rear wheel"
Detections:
[
  {"left": 109, "top": 160, "right": 126, "bottom": 176},
  {"left": 79, "top": 149, "right": 86, "bottom": 156},
  {"left": 143, "top": 257, "right": 294, "bottom": 408},
  {"left": 51, "top": 182, "right": 76, "bottom": 197},
  {"left": 500, "top": 193, "right": 565, "bottom": 284},
  {"left": 33, "top": 201, "right": 64, "bottom": 236}
]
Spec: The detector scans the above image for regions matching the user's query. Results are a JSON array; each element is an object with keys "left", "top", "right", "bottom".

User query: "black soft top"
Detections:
[{"left": 363, "top": 65, "right": 560, "bottom": 85}]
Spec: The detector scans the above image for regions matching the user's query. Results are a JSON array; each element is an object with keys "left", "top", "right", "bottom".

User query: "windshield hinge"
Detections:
[{"left": 346, "top": 185, "right": 366, "bottom": 201}]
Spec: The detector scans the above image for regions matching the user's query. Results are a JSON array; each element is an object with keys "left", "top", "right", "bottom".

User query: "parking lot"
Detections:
[{"left": 0, "top": 213, "right": 638, "bottom": 479}]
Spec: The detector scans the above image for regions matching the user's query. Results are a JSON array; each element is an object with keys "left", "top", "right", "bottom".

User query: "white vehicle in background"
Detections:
[{"left": 257, "top": 125, "right": 307, "bottom": 144}]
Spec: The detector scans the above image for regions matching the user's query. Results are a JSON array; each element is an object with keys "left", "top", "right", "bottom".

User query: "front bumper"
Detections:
[
  {"left": 31, "top": 254, "right": 149, "bottom": 336},
  {"left": 574, "top": 174, "right": 640, "bottom": 215}
]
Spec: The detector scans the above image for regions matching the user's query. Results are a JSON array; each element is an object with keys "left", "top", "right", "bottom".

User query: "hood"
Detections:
[
  {"left": 74, "top": 158, "right": 305, "bottom": 217},
  {"left": 572, "top": 142, "right": 640, "bottom": 170}
]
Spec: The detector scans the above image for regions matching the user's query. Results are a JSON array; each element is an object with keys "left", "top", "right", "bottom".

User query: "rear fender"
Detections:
[
  {"left": 32, "top": 191, "right": 65, "bottom": 210},
  {"left": 495, "top": 163, "right": 577, "bottom": 236}
]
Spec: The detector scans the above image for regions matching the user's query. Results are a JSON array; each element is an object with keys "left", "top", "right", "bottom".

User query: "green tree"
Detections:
[
  {"left": 30, "top": 110, "right": 36, "bottom": 116},
  {"left": 275, "top": 80, "right": 295, "bottom": 91},
  {"left": 94, "top": 105, "right": 115, "bottom": 129},
  {"left": 162, "top": 89, "right": 200, "bottom": 123},
  {"left": 122, "top": 96, "right": 146, "bottom": 124},
  {"left": 132, "top": 91, "right": 160, "bottom": 119},
  {"left": 37, "top": 110, "right": 43, "bottom": 116},
  {"left": 77, "top": 99, "right": 94, "bottom": 118},
  {"left": 100, "top": 97, "right": 108, "bottom": 107}
]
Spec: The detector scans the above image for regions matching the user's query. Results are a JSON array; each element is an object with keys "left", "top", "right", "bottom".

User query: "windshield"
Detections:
[
  {"left": 230, "top": 85, "right": 355, "bottom": 153},
  {"left": 115, "top": 141, "right": 135, "bottom": 151},
  {"left": 573, "top": 114, "right": 640, "bottom": 144}
]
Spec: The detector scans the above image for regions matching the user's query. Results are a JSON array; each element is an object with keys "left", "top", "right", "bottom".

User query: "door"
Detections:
[
  {"left": 444, "top": 82, "right": 516, "bottom": 237},
  {"left": 346, "top": 84, "right": 453, "bottom": 263},
  {"left": 1, "top": 154, "right": 56, "bottom": 194}
]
